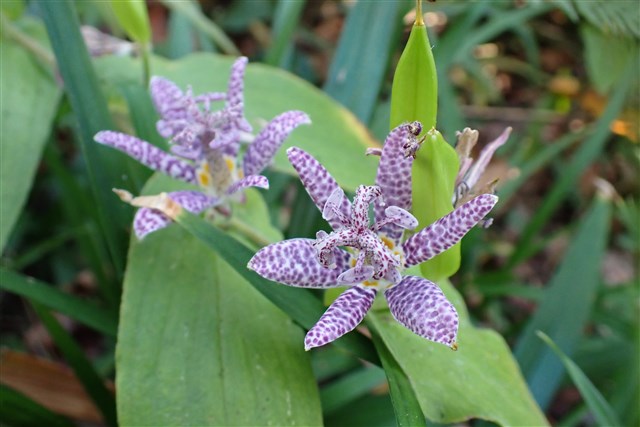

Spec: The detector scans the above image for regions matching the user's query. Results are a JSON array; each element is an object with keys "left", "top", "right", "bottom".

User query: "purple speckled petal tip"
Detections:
[
  {"left": 248, "top": 238, "right": 351, "bottom": 288},
  {"left": 133, "top": 207, "right": 172, "bottom": 239},
  {"left": 304, "top": 285, "right": 377, "bottom": 350},
  {"left": 95, "top": 131, "right": 197, "bottom": 184},
  {"left": 374, "top": 124, "right": 416, "bottom": 241},
  {"left": 402, "top": 194, "right": 498, "bottom": 268},
  {"left": 226, "top": 175, "right": 269, "bottom": 195},
  {"left": 243, "top": 111, "right": 311, "bottom": 177},
  {"left": 132, "top": 190, "right": 217, "bottom": 239},
  {"left": 287, "top": 147, "right": 351, "bottom": 230},
  {"left": 385, "top": 276, "right": 458, "bottom": 348},
  {"left": 149, "top": 77, "right": 186, "bottom": 120}
]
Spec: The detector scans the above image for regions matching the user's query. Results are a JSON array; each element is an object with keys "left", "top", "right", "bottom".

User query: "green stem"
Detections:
[
  {"left": 217, "top": 216, "right": 273, "bottom": 248},
  {"left": 0, "top": 12, "right": 55, "bottom": 68}
]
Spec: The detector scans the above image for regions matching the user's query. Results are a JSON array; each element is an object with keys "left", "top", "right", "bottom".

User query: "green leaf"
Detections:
[
  {"left": 265, "top": 0, "right": 305, "bottom": 67},
  {"left": 0, "top": 269, "right": 117, "bottom": 336},
  {"left": 414, "top": 129, "right": 460, "bottom": 282},
  {"left": 323, "top": 0, "right": 408, "bottom": 124},
  {"left": 537, "top": 332, "right": 622, "bottom": 426},
  {"left": 31, "top": 303, "right": 117, "bottom": 427},
  {"left": 389, "top": 20, "right": 460, "bottom": 281},
  {"left": 95, "top": 53, "right": 379, "bottom": 192},
  {"left": 390, "top": 22, "right": 438, "bottom": 130},
  {"left": 515, "top": 195, "right": 612, "bottom": 409},
  {"left": 0, "top": 384, "right": 74, "bottom": 427},
  {"left": 116, "top": 175, "right": 322, "bottom": 426},
  {"left": 368, "top": 277, "right": 548, "bottom": 426},
  {"left": 370, "top": 326, "right": 426, "bottom": 427},
  {"left": 581, "top": 23, "right": 640, "bottom": 94},
  {"left": 320, "top": 366, "right": 386, "bottom": 415},
  {"left": 110, "top": 0, "right": 150, "bottom": 44},
  {"left": 0, "top": 28, "right": 60, "bottom": 252},
  {"left": 159, "top": 0, "right": 240, "bottom": 55},
  {"left": 38, "top": 0, "right": 142, "bottom": 284},
  {"left": 574, "top": 0, "right": 640, "bottom": 39}
]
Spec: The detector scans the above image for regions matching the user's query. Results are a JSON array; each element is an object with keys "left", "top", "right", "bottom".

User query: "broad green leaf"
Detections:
[
  {"left": 95, "top": 53, "right": 379, "bottom": 192},
  {"left": 537, "top": 332, "right": 622, "bottom": 427},
  {"left": 0, "top": 269, "right": 117, "bottom": 336},
  {"left": 0, "top": 30, "right": 60, "bottom": 252},
  {"left": 117, "top": 175, "right": 322, "bottom": 426},
  {"left": 515, "top": 195, "right": 612, "bottom": 409},
  {"left": 581, "top": 23, "right": 640, "bottom": 94},
  {"left": 390, "top": 20, "right": 460, "bottom": 281},
  {"left": 320, "top": 366, "right": 386, "bottom": 415},
  {"left": 368, "top": 277, "right": 547, "bottom": 426},
  {"left": 111, "top": 0, "right": 150, "bottom": 44},
  {"left": 574, "top": 0, "right": 640, "bottom": 39}
]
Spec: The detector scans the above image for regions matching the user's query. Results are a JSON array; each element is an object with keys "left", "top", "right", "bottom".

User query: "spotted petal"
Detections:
[
  {"left": 95, "top": 131, "right": 197, "bottom": 184},
  {"left": 287, "top": 147, "right": 351, "bottom": 230},
  {"left": 132, "top": 190, "right": 218, "bottom": 239},
  {"left": 242, "top": 111, "right": 311, "bottom": 177},
  {"left": 374, "top": 123, "right": 416, "bottom": 241},
  {"left": 304, "top": 285, "right": 377, "bottom": 350},
  {"left": 226, "top": 56, "right": 252, "bottom": 133},
  {"left": 225, "top": 175, "right": 269, "bottom": 195},
  {"left": 248, "top": 238, "right": 351, "bottom": 288},
  {"left": 385, "top": 276, "right": 458, "bottom": 348},
  {"left": 402, "top": 194, "right": 498, "bottom": 268},
  {"left": 150, "top": 77, "right": 189, "bottom": 138}
]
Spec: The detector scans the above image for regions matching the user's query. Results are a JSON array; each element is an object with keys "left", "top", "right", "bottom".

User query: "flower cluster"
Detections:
[
  {"left": 95, "top": 57, "right": 309, "bottom": 238},
  {"left": 249, "top": 123, "right": 498, "bottom": 350}
]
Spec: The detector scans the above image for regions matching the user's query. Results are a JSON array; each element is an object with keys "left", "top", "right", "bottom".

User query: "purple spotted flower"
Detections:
[
  {"left": 248, "top": 122, "right": 498, "bottom": 350},
  {"left": 94, "top": 57, "right": 310, "bottom": 238}
]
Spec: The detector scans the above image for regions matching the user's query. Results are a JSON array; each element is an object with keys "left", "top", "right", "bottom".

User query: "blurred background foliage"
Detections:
[{"left": 0, "top": 0, "right": 638, "bottom": 426}]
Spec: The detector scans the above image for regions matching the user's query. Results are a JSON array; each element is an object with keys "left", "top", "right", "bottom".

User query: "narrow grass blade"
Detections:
[
  {"left": 173, "top": 210, "right": 380, "bottom": 365},
  {"left": 37, "top": 0, "right": 136, "bottom": 280},
  {"left": 370, "top": 325, "right": 426, "bottom": 427},
  {"left": 324, "top": 1, "right": 407, "bottom": 124},
  {"left": 0, "top": 269, "right": 117, "bottom": 336},
  {"left": 514, "top": 194, "right": 612, "bottom": 409},
  {"left": 265, "top": 0, "right": 305, "bottom": 67},
  {"left": 31, "top": 303, "right": 117, "bottom": 427},
  {"left": 510, "top": 58, "right": 636, "bottom": 266},
  {"left": 320, "top": 366, "right": 386, "bottom": 415},
  {"left": 537, "top": 331, "right": 622, "bottom": 427},
  {"left": 0, "top": 385, "right": 74, "bottom": 427},
  {"left": 160, "top": 0, "right": 239, "bottom": 55}
]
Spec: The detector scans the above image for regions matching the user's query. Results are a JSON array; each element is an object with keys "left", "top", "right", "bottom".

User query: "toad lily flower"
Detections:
[
  {"left": 94, "top": 57, "right": 310, "bottom": 238},
  {"left": 248, "top": 122, "right": 498, "bottom": 350}
]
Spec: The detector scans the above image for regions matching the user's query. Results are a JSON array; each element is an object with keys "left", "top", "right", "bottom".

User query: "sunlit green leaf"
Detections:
[
  {"left": 368, "top": 275, "right": 548, "bottom": 426},
  {"left": 116, "top": 175, "right": 322, "bottom": 426},
  {"left": 0, "top": 28, "right": 60, "bottom": 252}
]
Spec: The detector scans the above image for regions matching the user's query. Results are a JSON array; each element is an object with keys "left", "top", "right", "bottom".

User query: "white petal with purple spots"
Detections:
[
  {"left": 385, "top": 275, "right": 458, "bottom": 347},
  {"left": 248, "top": 239, "right": 352, "bottom": 288},
  {"left": 225, "top": 175, "right": 269, "bottom": 195},
  {"left": 304, "top": 285, "right": 377, "bottom": 350},
  {"left": 287, "top": 147, "right": 351, "bottom": 230},
  {"left": 402, "top": 194, "right": 498, "bottom": 268},
  {"left": 374, "top": 123, "right": 417, "bottom": 242},
  {"left": 94, "top": 131, "right": 197, "bottom": 184},
  {"left": 242, "top": 111, "right": 311, "bottom": 177}
]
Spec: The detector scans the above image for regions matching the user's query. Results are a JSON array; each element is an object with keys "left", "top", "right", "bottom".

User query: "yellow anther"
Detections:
[
  {"left": 450, "top": 341, "right": 458, "bottom": 351},
  {"left": 224, "top": 156, "right": 235, "bottom": 173},
  {"left": 198, "top": 171, "right": 211, "bottom": 187},
  {"left": 380, "top": 236, "right": 395, "bottom": 250}
]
